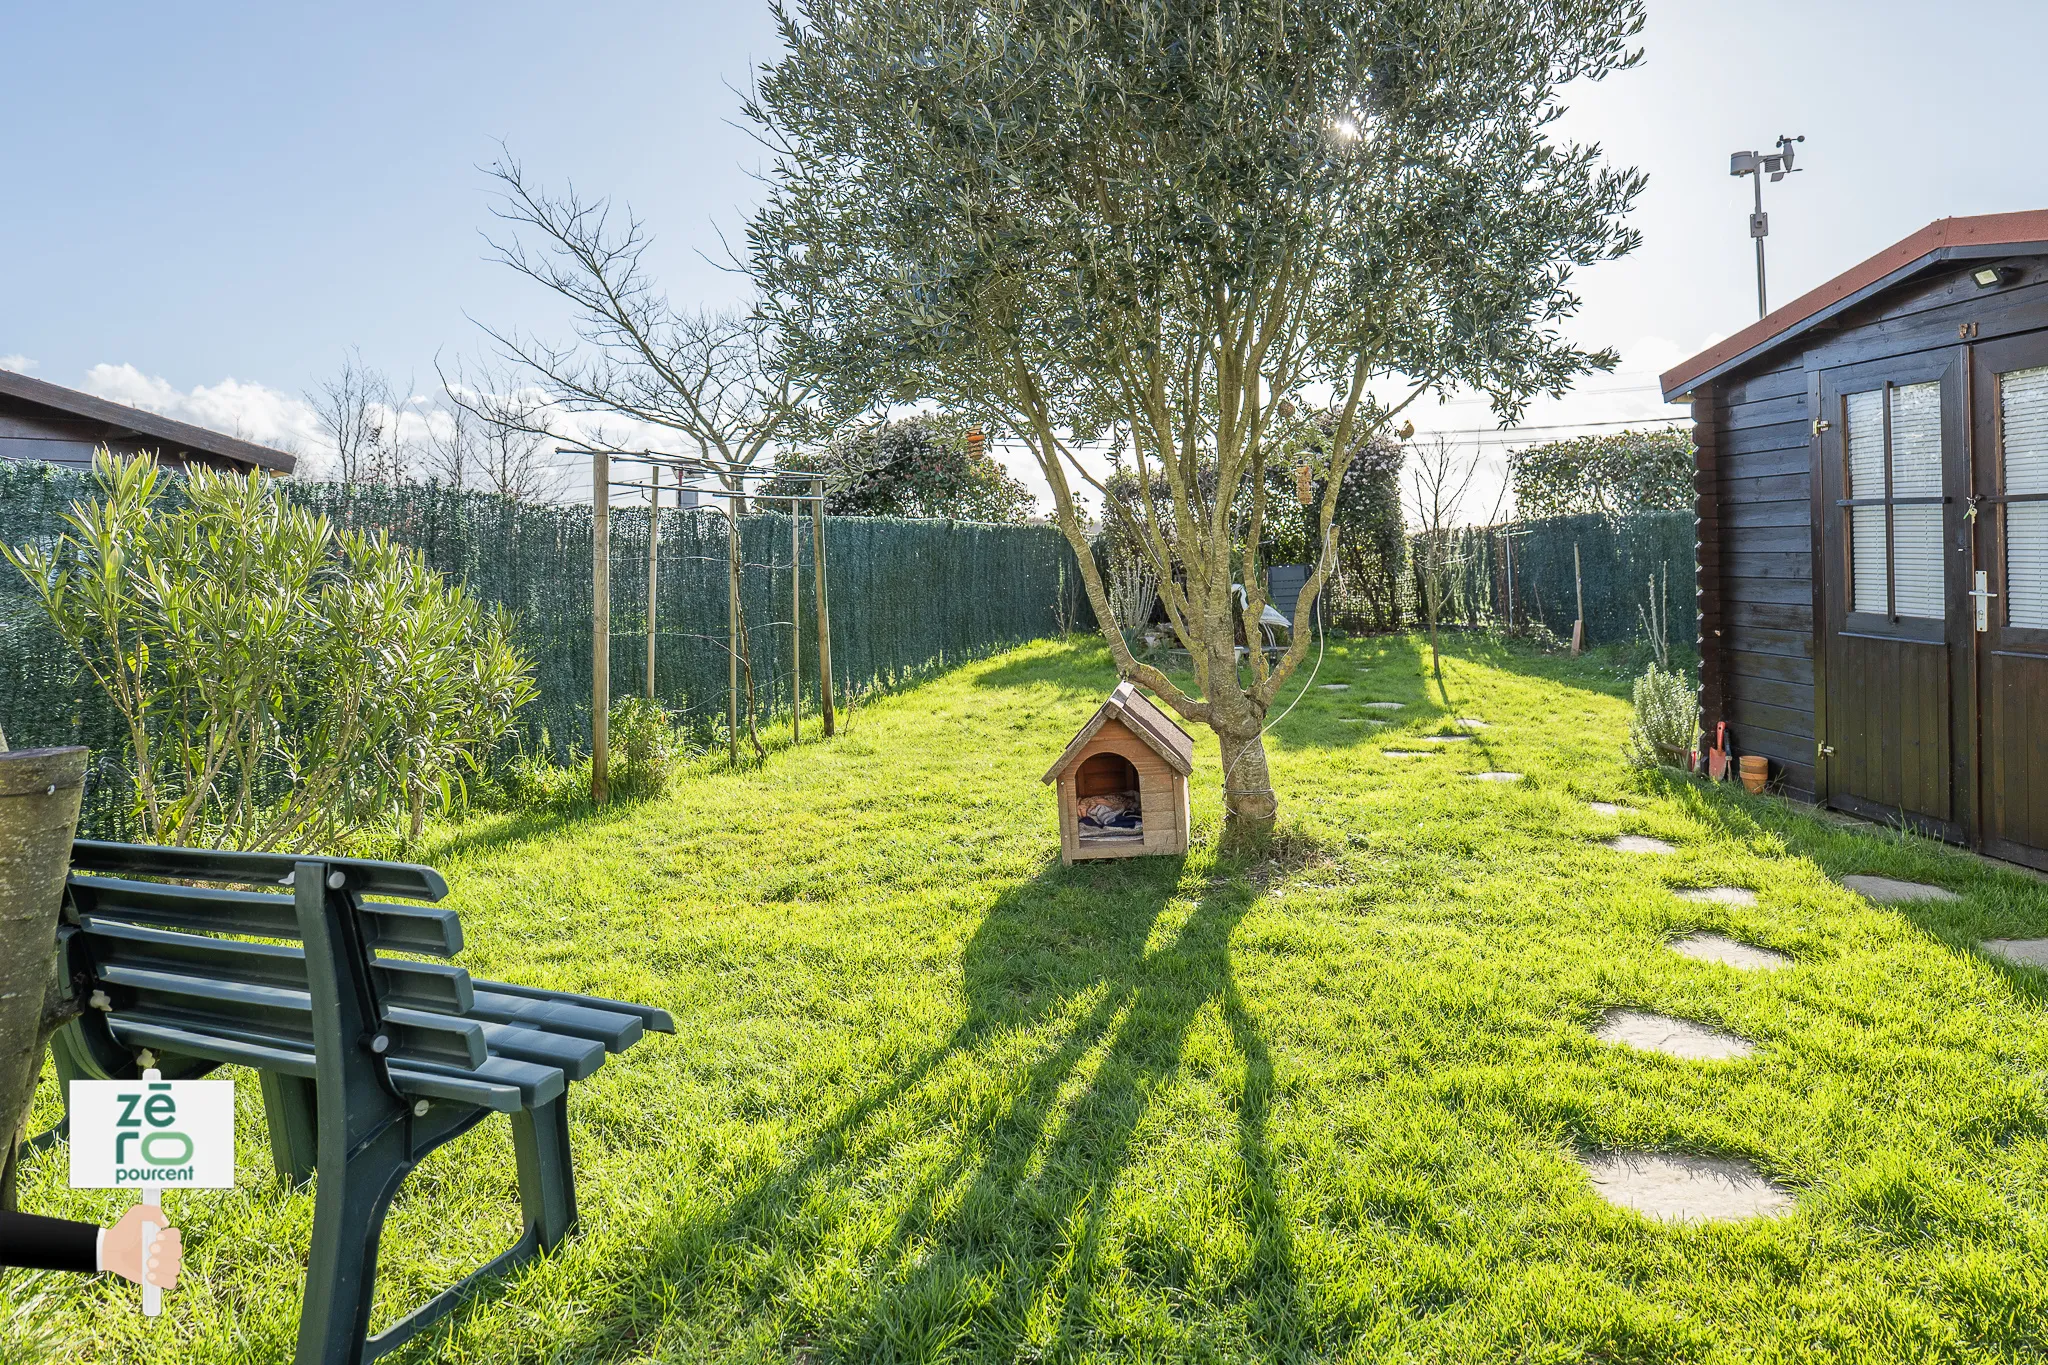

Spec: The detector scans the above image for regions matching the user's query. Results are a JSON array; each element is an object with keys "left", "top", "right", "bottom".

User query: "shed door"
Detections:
[
  {"left": 1818, "top": 354, "right": 1967, "bottom": 838},
  {"left": 1970, "top": 334, "right": 2048, "bottom": 868}
]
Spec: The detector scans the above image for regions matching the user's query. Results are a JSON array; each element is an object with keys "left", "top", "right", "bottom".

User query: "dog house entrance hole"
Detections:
[{"left": 1076, "top": 752, "right": 1143, "bottom": 842}]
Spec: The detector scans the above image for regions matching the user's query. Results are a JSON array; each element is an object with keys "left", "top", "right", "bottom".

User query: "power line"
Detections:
[{"left": 1410, "top": 414, "right": 1691, "bottom": 438}]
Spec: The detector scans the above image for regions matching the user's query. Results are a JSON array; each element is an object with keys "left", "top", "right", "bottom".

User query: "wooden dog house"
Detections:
[{"left": 1043, "top": 681, "right": 1194, "bottom": 862}]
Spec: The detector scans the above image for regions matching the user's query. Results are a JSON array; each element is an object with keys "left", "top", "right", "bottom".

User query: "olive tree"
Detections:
[{"left": 748, "top": 0, "right": 1646, "bottom": 836}]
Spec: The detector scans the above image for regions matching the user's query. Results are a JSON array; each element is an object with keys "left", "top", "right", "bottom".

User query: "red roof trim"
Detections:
[{"left": 1660, "top": 210, "right": 2048, "bottom": 399}]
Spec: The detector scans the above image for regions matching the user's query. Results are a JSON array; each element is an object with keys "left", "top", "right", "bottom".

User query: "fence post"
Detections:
[
  {"left": 812, "top": 477, "right": 836, "bottom": 737},
  {"left": 1571, "top": 542, "right": 1585, "bottom": 656},
  {"left": 646, "top": 464, "right": 659, "bottom": 701},
  {"left": 592, "top": 452, "right": 610, "bottom": 806},
  {"left": 791, "top": 500, "right": 802, "bottom": 744},
  {"left": 727, "top": 506, "right": 740, "bottom": 766}
]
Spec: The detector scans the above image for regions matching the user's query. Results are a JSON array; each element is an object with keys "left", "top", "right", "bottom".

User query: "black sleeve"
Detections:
[{"left": 0, "top": 1209, "right": 100, "bottom": 1274}]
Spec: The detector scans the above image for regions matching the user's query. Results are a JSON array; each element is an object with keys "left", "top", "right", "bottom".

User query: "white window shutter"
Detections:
[
  {"left": 1846, "top": 390, "right": 1887, "bottom": 613},
  {"left": 2003, "top": 365, "right": 2048, "bottom": 628},
  {"left": 1889, "top": 382, "right": 1944, "bottom": 618}
]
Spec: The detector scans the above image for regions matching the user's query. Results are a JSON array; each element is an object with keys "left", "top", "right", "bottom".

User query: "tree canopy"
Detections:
[
  {"left": 762, "top": 414, "right": 1037, "bottom": 522},
  {"left": 1510, "top": 427, "right": 1696, "bottom": 521},
  {"left": 747, "top": 0, "right": 1647, "bottom": 832}
]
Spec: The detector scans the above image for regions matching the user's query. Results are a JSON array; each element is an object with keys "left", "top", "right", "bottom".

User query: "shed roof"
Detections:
[
  {"left": 1042, "top": 680, "right": 1196, "bottom": 782},
  {"left": 0, "top": 368, "right": 297, "bottom": 473},
  {"left": 1660, "top": 210, "right": 2048, "bottom": 401}
]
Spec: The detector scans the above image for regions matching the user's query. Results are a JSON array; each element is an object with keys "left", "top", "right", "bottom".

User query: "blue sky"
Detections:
[{"left": 4, "top": 1, "right": 2047, "bottom": 507}]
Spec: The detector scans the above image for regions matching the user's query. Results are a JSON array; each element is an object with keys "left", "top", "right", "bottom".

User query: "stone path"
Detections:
[
  {"left": 1319, "top": 683, "right": 1350, "bottom": 690},
  {"left": 1840, "top": 874, "right": 1958, "bottom": 903},
  {"left": 1982, "top": 939, "right": 2048, "bottom": 967},
  {"left": 1577, "top": 1152, "right": 1792, "bottom": 1223},
  {"left": 1469, "top": 771, "right": 1522, "bottom": 783},
  {"left": 1603, "top": 835, "right": 1676, "bottom": 855},
  {"left": 1457, "top": 717, "right": 1489, "bottom": 728},
  {"left": 1363, "top": 701, "right": 1406, "bottom": 711},
  {"left": 1587, "top": 801, "right": 1622, "bottom": 817},
  {"left": 1595, "top": 1009, "right": 1754, "bottom": 1061},
  {"left": 1668, "top": 933, "right": 1791, "bottom": 971},
  {"left": 1675, "top": 887, "right": 1758, "bottom": 906},
  {"left": 1382, "top": 750, "right": 1435, "bottom": 758},
  {"left": 1421, "top": 734, "right": 1472, "bottom": 743}
]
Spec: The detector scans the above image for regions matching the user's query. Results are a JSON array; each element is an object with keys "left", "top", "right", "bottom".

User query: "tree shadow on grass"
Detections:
[{"left": 504, "top": 852, "right": 1304, "bottom": 1363}]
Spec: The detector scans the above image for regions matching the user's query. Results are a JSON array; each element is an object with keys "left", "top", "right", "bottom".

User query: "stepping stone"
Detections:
[
  {"left": 1469, "top": 771, "right": 1522, "bottom": 783},
  {"left": 1363, "top": 701, "right": 1405, "bottom": 710},
  {"left": 1604, "top": 835, "right": 1676, "bottom": 855},
  {"left": 1420, "top": 734, "right": 1472, "bottom": 743},
  {"left": 1339, "top": 718, "right": 1365, "bottom": 724},
  {"left": 1383, "top": 750, "right": 1436, "bottom": 758},
  {"left": 1675, "top": 887, "right": 1757, "bottom": 906},
  {"left": 1587, "top": 801, "right": 1622, "bottom": 817},
  {"left": 1593, "top": 1009, "right": 1755, "bottom": 1061},
  {"left": 1669, "top": 933, "right": 1791, "bottom": 971},
  {"left": 1457, "top": 718, "right": 1489, "bottom": 728},
  {"left": 1578, "top": 1152, "right": 1792, "bottom": 1223},
  {"left": 1319, "top": 683, "right": 1351, "bottom": 690},
  {"left": 1840, "top": 874, "right": 1958, "bottom": 904},
  {"left": 1982, "top": 939, "right": 2048, "bottom": 968}
]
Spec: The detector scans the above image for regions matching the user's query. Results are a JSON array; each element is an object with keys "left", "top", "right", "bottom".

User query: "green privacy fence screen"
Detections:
[
  {"left": 1418, "top": 511, "right": 1699, "bottom": 651},
  {"left": 0, "top": 462, "right": 1085, "bottom": 835}
]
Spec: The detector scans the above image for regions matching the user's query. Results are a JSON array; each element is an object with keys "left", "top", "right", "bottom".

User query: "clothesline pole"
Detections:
[
  {"left": 592, "top": 451, "right": 610, "bottom": 805},
  {"left": 791, "top": 499, "right": 802, "bottom": 744}
]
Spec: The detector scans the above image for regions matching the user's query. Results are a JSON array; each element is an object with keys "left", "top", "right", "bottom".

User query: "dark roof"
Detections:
[
  {"left": 1043, "top": 680, "right": 1196, "bottom": 782},
  {"left": 1661, "top": 210, "right": 2048, "bottom": 401},
  {"left": 0, "top": 367, "right": 297, "bottom": 473}
]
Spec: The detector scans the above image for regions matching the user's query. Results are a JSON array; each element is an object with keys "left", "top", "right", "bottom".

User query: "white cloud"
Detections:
[
  {"left": 0, "top": 354, "right": 37, "bottom": 373},
  {"left": 80, "top": 363, "right": 331, "bottom": 471}
]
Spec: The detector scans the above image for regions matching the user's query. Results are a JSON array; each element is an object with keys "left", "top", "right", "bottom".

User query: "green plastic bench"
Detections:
[{"left": 43, "top": 838, "right": 672, "bottom": 1365}]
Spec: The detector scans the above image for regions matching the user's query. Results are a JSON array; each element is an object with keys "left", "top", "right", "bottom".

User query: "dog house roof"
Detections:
[{"left": 1042, "top": 680, "right": 1196, "bottom": 783}]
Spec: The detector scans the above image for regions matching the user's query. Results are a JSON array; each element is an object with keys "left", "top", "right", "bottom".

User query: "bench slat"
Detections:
[
  {"left": 474, "top": 1021, "right": 605, "bottom": 1082},
  {"left": 99, "top": 964, "right": 487, "bottom": 1070},
  {"left": 397, "top": 1055, "right": 567, "bottom": 1109},
  {"left": 80, "top": 919, "right": 474, "bottom": 1014},
  {"left": 107, "top": 1015, "right": 318, "bottom": 1079},
  {"left": 103, "top": 1019, "right": 546, "bottom": 1115},
  {"left": 468, "top": 991, "right": 642, "bottom": 1052},
  {"left": 71, "top": 876, "right": 463, "bottom": 957},
  {"left": 71, "top": 839, "right": 447, "bottom": 901},
  {"left": 472, "top": 979, "right": 675, "bottom": 1035}
]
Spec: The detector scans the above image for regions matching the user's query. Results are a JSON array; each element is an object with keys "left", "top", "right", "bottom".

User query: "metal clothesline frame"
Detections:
[{"left": 567, "top": 448, "right": 842, "bottom": 802}]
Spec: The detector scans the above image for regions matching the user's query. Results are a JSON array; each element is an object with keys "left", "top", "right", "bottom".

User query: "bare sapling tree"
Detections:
[
  {"left": 464, "top": 155, "right": 815, "bottom": 507},
  {"left": 430, "top": 366, "right": 566, "bottom": 501},
  {"left": 308, "top": 351, "right": 416, "bottom": 484},
  {"left": 1407, "top": 435, "right": 1489, "bottom": 682},
  {"left": 747, "top": 0, "right": 1647, "bottom": 838}
]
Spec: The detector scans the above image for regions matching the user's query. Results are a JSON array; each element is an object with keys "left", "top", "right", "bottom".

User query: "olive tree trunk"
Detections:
[{"left": 0, "top": 746, "right": 86, "bottom": 1212}]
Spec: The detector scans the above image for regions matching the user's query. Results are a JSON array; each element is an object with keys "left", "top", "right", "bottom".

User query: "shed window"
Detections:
[
  {"left": 2001, "top": 364, "right": 2048, "bottom": 629},
  {"left": 1845, "top": 381, "right": 1945, "bottom": 619}
]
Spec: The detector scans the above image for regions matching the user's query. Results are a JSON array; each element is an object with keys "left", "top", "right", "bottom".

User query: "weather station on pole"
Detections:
[{"left": 1729, "top": 134, "right": 1805, "bottom": 317}]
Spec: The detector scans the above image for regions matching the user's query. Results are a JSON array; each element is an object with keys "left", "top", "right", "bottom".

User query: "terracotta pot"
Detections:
[{"left": 1739, "top": 754, "right": 1769, "bottom": 795}]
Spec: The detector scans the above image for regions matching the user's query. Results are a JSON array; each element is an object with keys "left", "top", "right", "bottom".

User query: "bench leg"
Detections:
[
  {"left": 510, "top": 1096, "right": 577, "bottom": 1249},
  {"left": 259, "top": 1071, "right": 319, "bottom": 1189},
  {"left": 297, "top": 1131, "right": 410, "bottom": 1365}
]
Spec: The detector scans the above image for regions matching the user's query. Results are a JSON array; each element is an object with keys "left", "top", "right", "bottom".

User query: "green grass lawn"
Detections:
[{"left": 14, "top": 633, "right": 2048, "bottom": 1363}]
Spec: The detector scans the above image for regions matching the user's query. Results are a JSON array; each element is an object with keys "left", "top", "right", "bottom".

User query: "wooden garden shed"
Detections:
[
  {"left": 1043, "top": 681, "right": 1194, "bottom": 862},
  {"left": 1663, "top": 210, "right": 2048, "bottom": 869}
]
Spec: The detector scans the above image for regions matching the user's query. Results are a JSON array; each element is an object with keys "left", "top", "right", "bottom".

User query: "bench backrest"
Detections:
[{"left": 62, "top": 839, "right": 485, "bottom": 1079}]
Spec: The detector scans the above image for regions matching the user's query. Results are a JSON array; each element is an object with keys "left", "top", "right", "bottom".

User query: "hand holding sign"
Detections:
[
  {"left": 70, "top": 1069, "right": 231, "bottom": 1315},
  {"left": 103, "top": 1204, "right": 182, "bottom": 1290}
]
